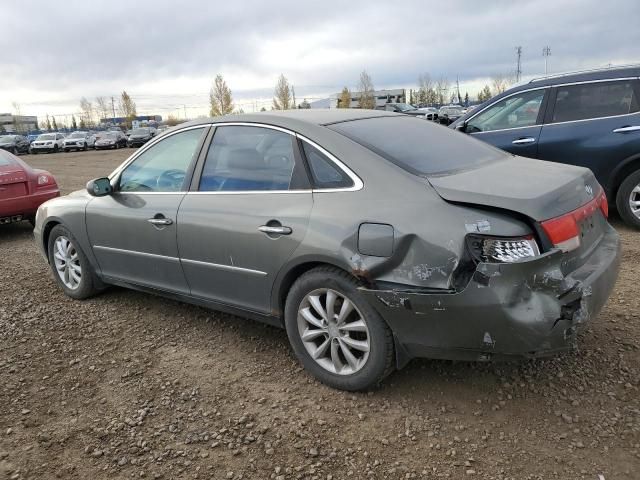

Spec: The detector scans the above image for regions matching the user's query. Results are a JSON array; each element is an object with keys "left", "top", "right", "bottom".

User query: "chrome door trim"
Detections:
[
  {"left": 180, "top": 257, "right": 268, "bottom": 276},
  {"left": 472, "top": 124, "right": 543, "bottom": 135},
  {"left": 613, "top": 126, "right": 640, "bottom": 133},
  {"left": 93, "top": 245, "right": 181, "bottom": 262}
]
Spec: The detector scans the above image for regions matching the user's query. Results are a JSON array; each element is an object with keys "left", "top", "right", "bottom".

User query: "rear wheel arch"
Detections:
[{"left": 274, "top": 260, "right": 361, "bottom": 323}]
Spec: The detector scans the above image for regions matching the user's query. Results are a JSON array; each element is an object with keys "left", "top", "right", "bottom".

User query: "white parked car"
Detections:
[
  {"left": 30, "top": 133, "right": 66, "bottom": 154},
  {"left": 63, "top": 131, "right": 96, "bottom": 152}
]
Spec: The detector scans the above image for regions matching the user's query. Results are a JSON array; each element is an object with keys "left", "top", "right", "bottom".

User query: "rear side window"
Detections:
[
  {"left": 329, "top": 116, "right": 505, "bottom": 176},
  {"left": 552, "top": 80, "right": 639, "bottom": 123},
  {"left": 301, "top": 142, "right": 353, "bottom": 189}
]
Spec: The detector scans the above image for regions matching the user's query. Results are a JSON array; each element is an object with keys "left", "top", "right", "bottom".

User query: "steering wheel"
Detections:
[{"left": 156, "top": 169, "right": 185, "bottom": 190}]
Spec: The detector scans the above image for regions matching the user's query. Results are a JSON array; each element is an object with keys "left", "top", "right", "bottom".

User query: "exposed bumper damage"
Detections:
[{"left": 359, "top": 227, "right": 621, "bottom": 366}]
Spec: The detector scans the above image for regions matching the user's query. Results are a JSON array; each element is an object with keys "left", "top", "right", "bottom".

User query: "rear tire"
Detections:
[
  {"left": 284, "top": 266, "right": 395, "bottom": 391},
  {"left": 47, "top": 225, "right": 102, "bottom": 300},
  {"left": 616, "top": 170, "right": 640, "bottom": 229}
]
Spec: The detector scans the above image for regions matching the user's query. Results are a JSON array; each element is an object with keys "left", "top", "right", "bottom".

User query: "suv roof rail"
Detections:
[{"left": 528, "top": 63, "right": 640, "bottom": 83}]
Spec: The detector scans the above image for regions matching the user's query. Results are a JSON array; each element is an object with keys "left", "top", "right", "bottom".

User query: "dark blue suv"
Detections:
[{"left": 451, "top": 66, "right": 640, "bottom": 228}]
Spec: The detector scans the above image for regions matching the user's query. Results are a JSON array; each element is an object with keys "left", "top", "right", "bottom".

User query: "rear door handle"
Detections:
[
  {"left": 511, "top": 137, "right": 536, "bottom": 145},
  {"left": 258, "top": 225, "right": 292, "bottom": 235},
  {"left": 148, "top": 217, "right": 173, "bottom": 226},
  {"left": 613, "top": 126, "right": 640, "bottom": 133}
]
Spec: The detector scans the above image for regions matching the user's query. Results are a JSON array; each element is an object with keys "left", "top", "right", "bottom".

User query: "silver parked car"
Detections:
[
  {"left": 63, "top": 131, "right": 96, "bottom": 151},
  {"left": 34, "top": 110, "right": 620, "bottom": 391}
]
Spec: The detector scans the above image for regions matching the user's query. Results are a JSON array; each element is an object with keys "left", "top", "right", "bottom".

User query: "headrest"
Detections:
[{"left": 227, "top": 148, "right": 265, "bottom": 170}]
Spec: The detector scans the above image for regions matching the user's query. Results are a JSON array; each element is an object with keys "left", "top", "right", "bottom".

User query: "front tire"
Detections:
[
  {"left": 616, "top": 170, "right": 640, "bottom": 229},
  {"left": 53, "top": 145, "right": 59, "bottom": 153},
  {"left": 47, "top": 225, "right": 102, "bottom": 300},
  {"left": 284, "top": 266, "right": 394, "bottom": 391}
]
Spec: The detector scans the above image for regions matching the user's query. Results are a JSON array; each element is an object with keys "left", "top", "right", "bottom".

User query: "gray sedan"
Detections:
[{"left": 34, "top": 110, "right": 621, "bottom": 391}]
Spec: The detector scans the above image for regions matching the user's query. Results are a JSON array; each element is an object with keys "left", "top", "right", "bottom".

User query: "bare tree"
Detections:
[
  {"left": 435, "top": 78, "right": 450, "bottom": 105},
  {"left": 417, "top": 74, "right": 434, "bottom": 105},
  {"left": 79, "top": 97, "right": 94, "bottom": 127},
  {"left": 118, "top": 91, "right": 137, "bottom": 127},
  {"left": 95, "top": 96, "right": 110, "bottom": 124},
  {"left": 338, "top": 87, "right": 352, "bottom": 108},
  {"left": 357, "top": 70, "right": 375, "bottom": 109},
  {"left": 11, "top": 102, "right": 23, "bottom": 133},
  {"left": 272, "top": 74, "right": 293, "bottom": 110},
  {"left": 165, "top": 115, "right": 181, "bottom": 126},
  {"left": 491, "top": 73, "right": 516, "bottom": 96},
  {"left": 209, "top": 74, "right": 234, "bottom": 116}
]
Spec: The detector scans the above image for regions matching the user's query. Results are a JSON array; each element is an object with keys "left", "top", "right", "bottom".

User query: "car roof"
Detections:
[
  {"left": 177, "top": 109, "right": 404, "bottom": 131},
  {"left": 518, "top": 66, "right": 640, "bottom": 91}
]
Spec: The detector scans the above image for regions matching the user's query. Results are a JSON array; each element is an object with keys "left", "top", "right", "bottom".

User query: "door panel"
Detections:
[
  {"left": 177, "top": 192, "right": 312, "bottom": 312},
  {"left": 471, "top": 125, "right": 542, "bottom": 158},
  {"left": 86, "top": 193, "right": 189, "bottom": 293}
]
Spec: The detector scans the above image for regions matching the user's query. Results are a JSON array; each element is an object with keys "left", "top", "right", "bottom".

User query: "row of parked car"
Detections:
[
  {"left": 376, "top": 103, "right": 476, "bottom": 125},
  {"left": 0, "top": 126, "right": 163, "bottom": 155}
]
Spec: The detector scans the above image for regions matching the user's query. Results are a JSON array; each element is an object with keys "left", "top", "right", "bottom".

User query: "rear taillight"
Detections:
[
  {"left": 467, "top": 234, "right": 540, "bottom": 263},
  {"left": 540, "top": 189, "right": 608, "bottom": 252}
]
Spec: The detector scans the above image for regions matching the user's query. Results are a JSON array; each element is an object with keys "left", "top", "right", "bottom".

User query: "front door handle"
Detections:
[
  {"left": 258, "top": 225, "right": 292, "bottom": 235},
  {"left": 148, "top": 217, "right": 173, "bottom": 226},
  {"left": 511, "top": 137, "right": 536, "bottom": 145},
  {"left": 613, "top": 126, "right": 640, "bottom": 133}
]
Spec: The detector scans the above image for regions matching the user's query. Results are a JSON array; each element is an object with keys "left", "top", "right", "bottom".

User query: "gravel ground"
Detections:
[{"left": 1, "top": 149, "right": 638, "bottom": 480}]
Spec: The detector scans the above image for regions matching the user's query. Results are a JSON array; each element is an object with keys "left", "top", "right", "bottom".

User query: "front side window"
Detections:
[
  {"left": 199, "top": 126, "right": 306, "bottom": 192},
  {"left": 119, "top": 128, "right": 205, "bottom": 192},
  {"left": 301, "top": 142, "right": 353, "bottom": 189},
  {"left": 551, "top": 80, "right": 639, "bottom": 123},
  {"left": 466, "top": 89, "right": 545, "bottom": 133}
]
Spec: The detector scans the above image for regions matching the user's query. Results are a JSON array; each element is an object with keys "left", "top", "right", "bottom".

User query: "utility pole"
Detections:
[
  {"left": 515, "top": 46, "right": 522, "bottom": 82},
  {"left": 542, "top": 46, "right": 551, "bottom": 74},
  {"left": 111, "top": 96, "right": 116, "bottom": 121},
  {"left": 291, "top": 86, "right": 296, "bottom": 109},
  {"left": 456, "top": 76, "right": 461, "bottom": 104}
]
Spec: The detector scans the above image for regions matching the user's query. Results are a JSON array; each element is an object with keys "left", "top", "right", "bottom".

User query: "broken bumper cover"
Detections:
[{"left": 360, "top": 225, "right": 621, "bottom": 363}]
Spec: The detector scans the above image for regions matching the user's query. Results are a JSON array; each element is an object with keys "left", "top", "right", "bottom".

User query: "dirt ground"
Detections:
[{"left": 1, "top": 149, "right": 638, "bottom": 480}]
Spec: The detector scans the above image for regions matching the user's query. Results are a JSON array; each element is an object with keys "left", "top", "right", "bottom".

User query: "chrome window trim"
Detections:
[
  {"left": 472, "top": 124, "right": 543, "bottom": 135},
  {"left": 107, "top": 121, "right": 364, "bottom": 195},
  {"left": 550, "top": 76, "right": 638, "bottom": 88},
  {"left": 540, "top": 110, "right": 640, "bottom": 127},
  {"left": 181, "top": 257, "right": 267, "bottom": 276}
]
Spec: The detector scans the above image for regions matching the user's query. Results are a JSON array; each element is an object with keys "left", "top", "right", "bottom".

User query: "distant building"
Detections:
[
  {"left": 0, "top": 113, "right": 38, "bottom": 133},
  {"left": 309, "top": 89, "right": 407, "bottom": 109}
]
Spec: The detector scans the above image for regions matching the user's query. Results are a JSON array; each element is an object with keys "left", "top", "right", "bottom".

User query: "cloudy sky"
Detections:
[{"left": 1, "top": 0, "right": 638, "bottom": 123}]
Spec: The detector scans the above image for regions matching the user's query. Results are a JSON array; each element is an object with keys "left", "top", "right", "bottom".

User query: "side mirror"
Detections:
[
  {"left": 86, "top": 177, "right": 113, "bottom": 197},
  {"left": 455, "top": 121, "right": 468, "bottom": 133}
]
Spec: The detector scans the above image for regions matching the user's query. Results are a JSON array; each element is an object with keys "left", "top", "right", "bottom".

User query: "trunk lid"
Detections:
[
  {"left": 427, "top": 156, "right": 608, "bottom": 272},
  {"left": 0, "top": 162, "right": 28, "bottom": 200},
  {"left": 427, "top": 156, "right": 600, "bottom": 221}
]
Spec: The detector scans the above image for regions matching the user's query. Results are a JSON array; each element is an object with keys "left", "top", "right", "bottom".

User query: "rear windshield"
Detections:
[{"left": 328, "top": 116, "right": 505, "bottom": 175}]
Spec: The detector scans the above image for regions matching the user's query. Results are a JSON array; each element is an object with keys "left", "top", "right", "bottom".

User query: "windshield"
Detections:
[
  {"left": 0, "top": 135, "right": 15, "bottom": 142},
  {"left": 329, "top": 116, "right": 506, "bottom": 175},
  {"left": 37, "top": 134, "right": 55, "bottom": 140},
  {"left": 69, "top": 132, "right": 86, "bottom": 138},
  {"left": 132, "top": 128, "right": 149, "bottom": 135},
  {"left": 395, "top": 103, "right": 416, "bottom": 112}
]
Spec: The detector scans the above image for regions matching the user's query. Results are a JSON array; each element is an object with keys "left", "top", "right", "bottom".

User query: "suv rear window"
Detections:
[
  {"left": 552, "top": 80, "right": 639, "bottom": 123},
  {"left": 328, "top": 116, "right": 505, "bottom": 175}
]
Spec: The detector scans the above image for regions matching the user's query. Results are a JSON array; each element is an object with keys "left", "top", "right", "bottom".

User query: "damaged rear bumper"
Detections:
[{"left": 360, "top": 225, "right": 620, "bottom": 364}]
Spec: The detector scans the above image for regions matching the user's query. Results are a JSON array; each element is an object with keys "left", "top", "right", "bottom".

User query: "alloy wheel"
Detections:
[
  {"left": 630, "top": 183, "right": 640, "bottom": 220},
  {"left": 297, "top": 288, "right": 370, "bottom": 375},
  {"left": 53, "top": 236, "right": 82, "bottom": 290}
]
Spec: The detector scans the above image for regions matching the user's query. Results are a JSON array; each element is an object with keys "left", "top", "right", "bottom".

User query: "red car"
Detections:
[{"left": 0, "top": 149, "right": 59, "bottom": 226}]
